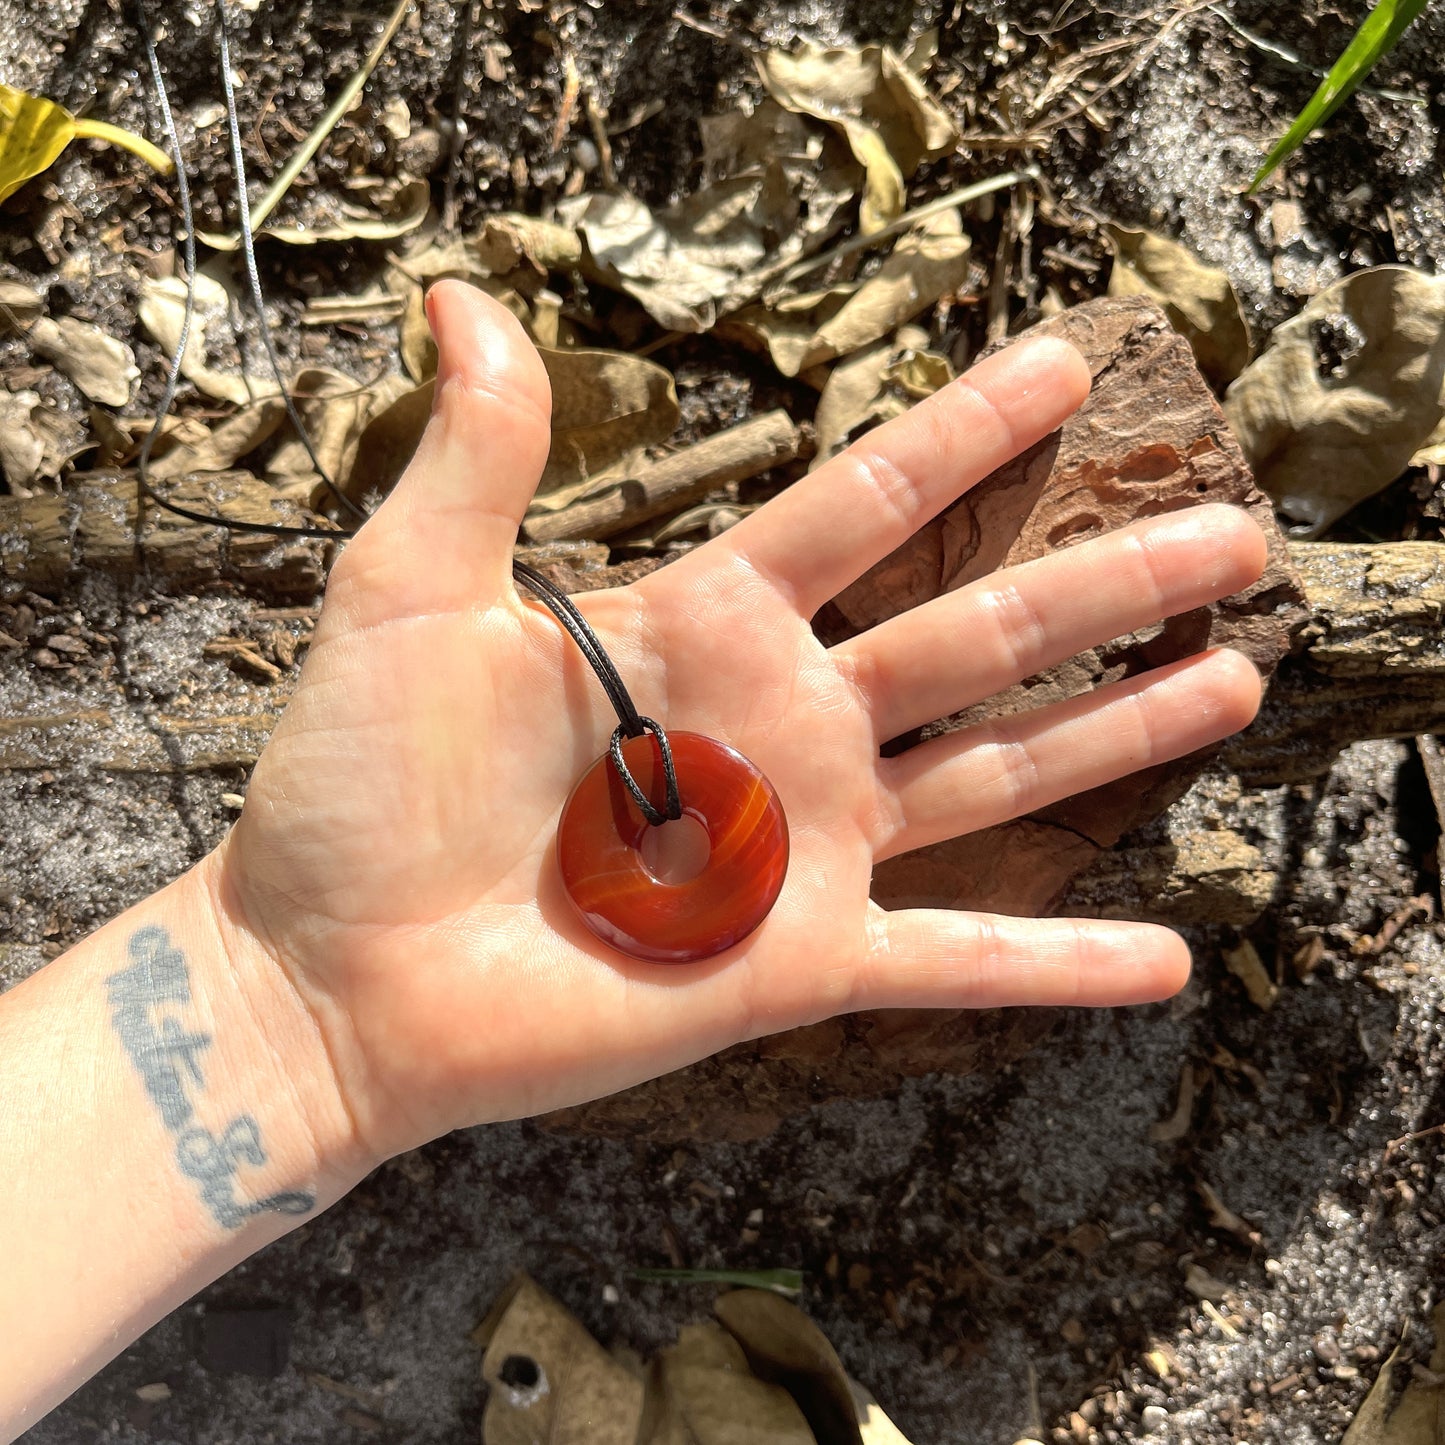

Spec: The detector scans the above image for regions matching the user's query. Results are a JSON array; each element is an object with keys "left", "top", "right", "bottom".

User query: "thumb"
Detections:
[{"left": 330, "top": 279, "right": 553, "bottom": 624}]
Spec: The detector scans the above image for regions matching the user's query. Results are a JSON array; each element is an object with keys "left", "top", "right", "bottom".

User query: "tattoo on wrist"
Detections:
[{"left": 105, "top": 925, "right": 316, "bottom": 1231}]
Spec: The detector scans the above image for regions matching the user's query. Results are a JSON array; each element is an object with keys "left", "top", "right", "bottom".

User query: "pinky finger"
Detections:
[{"left": 858, "top": 906, "right": 1192, "bottom": 1009}]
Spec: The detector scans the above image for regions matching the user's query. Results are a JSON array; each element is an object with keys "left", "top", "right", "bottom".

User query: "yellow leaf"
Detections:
[{"left": 0, "top": 84, "right": 172, "bottom": 206}]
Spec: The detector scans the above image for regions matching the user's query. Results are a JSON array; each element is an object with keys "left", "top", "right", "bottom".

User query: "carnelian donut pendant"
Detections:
[{"left": 557, "top": 731, "right": 788, "bottom": 964}]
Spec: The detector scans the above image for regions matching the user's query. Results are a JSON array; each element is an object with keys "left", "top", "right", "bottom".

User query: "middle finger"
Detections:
[{"left": 834, "top": 503, "right": 1268, "bottom": 744}]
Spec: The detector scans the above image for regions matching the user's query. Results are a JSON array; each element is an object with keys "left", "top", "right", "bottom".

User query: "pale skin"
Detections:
[{"left": 0, "top": 280, "right": 1269, "bottom": 1436}]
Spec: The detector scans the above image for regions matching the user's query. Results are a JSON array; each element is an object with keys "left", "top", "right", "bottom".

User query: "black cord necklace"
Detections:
[{"left": 129, "top": 0, "right": 790, "bottom": 962}]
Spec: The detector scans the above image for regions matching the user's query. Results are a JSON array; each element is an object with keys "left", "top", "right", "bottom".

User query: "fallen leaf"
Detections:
[
  {"left": 1223, "top": 265, "right": 1445, "bottom": 535},
  {"left": 720, "top": 282, "right": 859, "bottom": 377},
  {"left": 731, "top": 210, "right": 970, "bottom": 378},
  {"left": 531, "top": 345, "right": 679, "bottom": 505},
  {"left": 27, "top": 314, "right": 138, "bottom": 407},
  {"left": 757, "top": 42, "right": 958, "bottom": 233},
  {"left": 646, "top": 501, "right": 756, "bottom": 546},
  {"left": 0, "top": 83, "right": 172, "bottom": 204},
  {"left": 649, "top": 1321, "right": 818, "bottom": 1444},
  {"left": 1411, "top": 412, "right": 1445, "bottom": 468},
  {"left": 1344, "top": 1334, "right": 1408, "bottom": 1445},
  {"left": 0, "top": 388, "right": 44, "bottom": 489},
  {"left": 812, "top": 325, "right": 952, "bottom": 468},
  {"left": 1344, "top": 1306, "right": 1445, "bottom": 1445},
  {"left": 479, "top": 1273, "right": 643, "bottom": 1445},
  {"left": 473, "top": 212, "right": 584, "bottom": 276},
  {"left": 266, "top": 368, "right": 412, "bottom": 495},
  {"left": 715, "top": 1289, "right": 864, "bottom": 1445},
  {"left": 0, "top": 279, "right": 43, "bottom": 323},
  {"left": 145, "top": 397, "right": 288, "bottom": 482},
  {"left": 476, "top": 1273, "right": 911, "bottom": 1445},
  {"left": 139, "top": 271, "right": 262, "bottom": 406},
  {"left": 698, "top": 98, "right": 859, "bottom": 261},
  {"left": 1222, "top": 938, "right": 1278, "bottom": 1010},
  {"left": 560, "top": 98, "right": 865, "bottom": 332},
  {"left": 1105, "top": 223, "right": 1251, "bottom": 387},
  {"left": 559, "top": 185, "right": 769, "bottom": 333},
  {"left": 336, "top": 379, "right": 435, "bottom": 505},
  {"left": 198, "top": 176, "right": 430, "bottom": 248}
]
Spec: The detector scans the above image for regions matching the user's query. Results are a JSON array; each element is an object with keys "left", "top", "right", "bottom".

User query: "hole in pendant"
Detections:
[{"left": 639, "top": 811, "right": 711, "bottom": 885}]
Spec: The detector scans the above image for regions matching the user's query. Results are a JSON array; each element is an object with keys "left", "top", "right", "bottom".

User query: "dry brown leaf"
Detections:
[
  {"left": 1224, "top": 265, "right": 1445, "bottom": 535},
  {"left": 146, "top": 397, "right": 287, "bottom": 482},
  {"left": 477, "top": 1275, "right": 912, "bottom": 1445},
  {"left": 559, "top": 185, "right": 769, "bottom": 333},
  {"left": 757, "top": 41, "right": 958, "bottom": 234},
  {"left": 732, "top": 210, "right": 970, "bottom": 379},
  {"left": 647, "top": 1321, "right": 818, "bottom": 1444},
  {"left": 715, "top": 1289, "right": 863, "bottom": 1445},
  {"left": 1105, "top": 223, "right": 1251, "bottom": 387},
  {"left": 532, "top": 345, "right": 679, "bottom": 503},
  {"left": 138, "top": 271, "right": 261, "bottom": 407},
  {"left": 267, "top": 368, "right": 412, "bottom": 495},
  {"left": 0, "top": 279, "right": 43, "bottom": 323},
  {"left": 28, "top": 314, "right": 137, "bottom": 406},
  {"left": 479, "top": 1273, "right": 642, "bottom": 1445},
  {"left": 198, "top": 177, "right": 431, "bottom": 249},
  {"left": 0, "top": 388, "right": 44, "bottom": 489},
  {"left": 473, "top": 212, "right": 584, "bottom": 275},
  {"left": 1222, "top": 939, "right": 1278, "bottom": 1010},
  {"left": 810, "top": 323, "right": 953, "bottom": 471},
  {"left": 559, "top": 99, "right": 862, "bottom": 334},
  {"left": 1343, "top": 1305, "right": 1445, "bottom": 1445},
  {"left": 385, "top": 243, "right": 531, "bottom": 383},
  {"left": 646, "top": 501, "right": 756, "bottom": 547},
  {"left": 1411, "top": 413, "right": 1445, "bottom": 468},
  {"left": 339, "top": 379, "right": 435, "bottom": 505},
  {"left": 698, "top": 98, "right": 858, "bottom": 264},
  {"left": 719, "top": 283, "right": 859, "bottom": 377}
]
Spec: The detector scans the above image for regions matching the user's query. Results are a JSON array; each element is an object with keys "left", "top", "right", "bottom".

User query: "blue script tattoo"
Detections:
[{"left": 106, "top": 925, "right": 315, "bottom": 1230}]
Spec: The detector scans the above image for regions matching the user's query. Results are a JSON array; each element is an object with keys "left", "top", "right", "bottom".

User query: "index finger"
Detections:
[{"left": 674, "top": 335, "right": 1091, "bottom": 618}]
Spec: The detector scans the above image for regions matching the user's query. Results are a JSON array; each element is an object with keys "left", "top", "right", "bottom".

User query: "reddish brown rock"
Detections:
[{"left": 549, "top": 296, "right": 1307, "bottom": 1141}]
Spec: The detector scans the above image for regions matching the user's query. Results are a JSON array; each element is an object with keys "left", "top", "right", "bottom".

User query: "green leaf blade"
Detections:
[{"left": 1248, "top": 0, "right": 1429, "bottom": 192}]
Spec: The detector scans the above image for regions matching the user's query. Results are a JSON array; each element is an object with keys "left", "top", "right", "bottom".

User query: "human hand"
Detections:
[{"left": 207, "top": 280, "right": 1267, "bottom": 1168}]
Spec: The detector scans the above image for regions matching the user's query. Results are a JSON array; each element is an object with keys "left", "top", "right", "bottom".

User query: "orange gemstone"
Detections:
[{"left": 557, "top": 731, "right": 788, "bottom": 964}]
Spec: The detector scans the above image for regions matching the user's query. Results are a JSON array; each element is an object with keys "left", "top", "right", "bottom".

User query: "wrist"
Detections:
[{"left": 179, "top": 847, "right": 380, "bottom": 1200}]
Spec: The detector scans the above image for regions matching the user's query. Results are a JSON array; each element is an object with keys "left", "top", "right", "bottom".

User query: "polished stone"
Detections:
[{"left": 557, "top": 731, "right": 788, "bottom": 964}]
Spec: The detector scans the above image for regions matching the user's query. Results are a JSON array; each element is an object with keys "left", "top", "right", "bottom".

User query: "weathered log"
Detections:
[
  {"left": 1223, "top": 542, "right": 1445, "bottom": 783},
  {"left": 0, "top": 471, "right": 330, "bottom": 600},
  {"left": 521, "top": 410, "right": 804, "bottom": 545}
]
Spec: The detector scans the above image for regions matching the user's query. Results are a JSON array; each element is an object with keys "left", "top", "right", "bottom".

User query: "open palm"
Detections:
[{"left": 218, "top": 281, "right": 1267, "bottom": 1164}]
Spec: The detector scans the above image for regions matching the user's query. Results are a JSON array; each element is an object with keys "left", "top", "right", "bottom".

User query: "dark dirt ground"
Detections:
[{"left": 3, "top": 2, "right": 1445, "bottom": 1443}]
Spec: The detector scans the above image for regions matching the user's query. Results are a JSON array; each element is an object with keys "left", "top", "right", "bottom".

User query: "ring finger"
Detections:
[
  {"left": 836, "top": 503, "right": 1268, "bottom": 744},
  {"left": 876, "top": 647, "right": 1262, "bottom": 861}
]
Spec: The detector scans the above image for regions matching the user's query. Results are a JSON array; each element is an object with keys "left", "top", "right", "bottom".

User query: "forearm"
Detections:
[{"left": 0, "top": 852, "right": 371, "bottom": 1441}]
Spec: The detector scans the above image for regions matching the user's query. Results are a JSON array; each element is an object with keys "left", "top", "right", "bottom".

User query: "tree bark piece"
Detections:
[
  {"left": 522, "top": 411, "right": 803, "bottom": 544},
  {"left": 0, "top": 471, "right": 330, "bottom": 600},
  {"left": 1223, "top": 541, "right": 1445, "bottom": 783}
]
